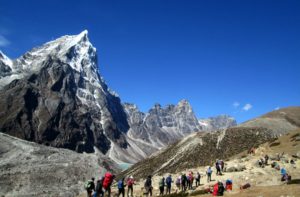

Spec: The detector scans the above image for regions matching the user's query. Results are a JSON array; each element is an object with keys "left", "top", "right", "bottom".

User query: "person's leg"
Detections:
[
  {"left": 108, "top": 187, "right": 111, "bottom": 197},
  {"left": 131, "top": 186, "right": 133, "bottom": 197}
]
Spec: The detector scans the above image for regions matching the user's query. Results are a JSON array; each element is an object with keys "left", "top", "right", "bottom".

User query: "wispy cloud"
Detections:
[
  {"left": 233, "top": 102, "right": 240, "bottom": 108},
  {"left": 0, "top": 34, "right": 10, "bottom": 47},
  {"left": 242, "top": 103, "right": 253, "bottom": 111},
  {"left": 275, "top": 107, "right": 280, "bottom": 110}
]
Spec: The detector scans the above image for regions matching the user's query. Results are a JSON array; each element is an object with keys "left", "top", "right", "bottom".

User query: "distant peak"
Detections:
[
  {"left": 76, "top": 30, "right": 88, "bottom": 41},
  {"left": 67, "top": 30, "right": 90, "bottom": 45},
  {"left": 154, "top": 103, "right": 162, "bottom": 108},
  {"left": 178, "top": 99, "right": 191, "bottom": 106},
  {"left": 80, "top": 29, "right": 88, "bottom": 36}
]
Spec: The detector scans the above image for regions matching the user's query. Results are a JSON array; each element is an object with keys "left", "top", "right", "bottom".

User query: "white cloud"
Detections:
[
  {"left": 233, "top": 102, "right": 240, "bottom": 108},
  {"left": 275, "top": 107, "right": 280, "bottom": 110},
  {"left": 0, "top": 35, "right": 10, "bottom": 47},
  {"left": 242, "top": 103, "right": 253, "bottom": 111}
]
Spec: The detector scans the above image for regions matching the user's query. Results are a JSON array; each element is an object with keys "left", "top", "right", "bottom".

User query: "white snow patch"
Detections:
[
  {"left": 0, "top": 51, "right": 13, "bottom": 68},
  {"left": 216, "top": 129, "right": 226, "bottom": 149}
]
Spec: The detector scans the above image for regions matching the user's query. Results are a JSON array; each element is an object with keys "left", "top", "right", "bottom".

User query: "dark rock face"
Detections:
[{"left": 0, "top": 31, "right": 129, "bottom": 155}]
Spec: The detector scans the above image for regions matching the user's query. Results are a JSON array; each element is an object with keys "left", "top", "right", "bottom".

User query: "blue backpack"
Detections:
[
  {"left": 166, "top": 177, "right": 172, "bottom": 185},
  {"left": 118, "top": 180, "right": 124, "bottom": 189}
]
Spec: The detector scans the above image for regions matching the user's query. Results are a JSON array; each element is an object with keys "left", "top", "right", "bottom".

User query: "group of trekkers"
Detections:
[
  {"left": 252, "top": 149, "right": 293, "bottom": 183},
  {"left": 85, "top": 172, "right": 135, "bottom": 197},
  {"left": 85, "top": 173, "right": 136, "bottom": 197},
  {"left": 85, "top": 159, "right": 228, "bottom": 197},
  {"left": 151, "top": 169, "right": 229, "bottom": 197},
  {"left": 85, "top": 172, "right": 117, "bottom": 197}
]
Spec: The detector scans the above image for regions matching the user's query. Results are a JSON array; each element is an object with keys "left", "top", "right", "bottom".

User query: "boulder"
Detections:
[{"left": 226, "top": 164, "right": 246, "bottom": 172}]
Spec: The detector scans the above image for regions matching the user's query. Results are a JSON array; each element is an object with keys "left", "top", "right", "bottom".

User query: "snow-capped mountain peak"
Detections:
[
  {"left": 17, "top": 30, "right": 95, "bottom": 72},
  {"left": 0, "top": 30, "right": 100, "bottom": 90}
]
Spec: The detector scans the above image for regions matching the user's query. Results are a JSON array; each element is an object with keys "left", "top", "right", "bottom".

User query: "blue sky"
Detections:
[{"left": 0, "top": 0, "right": 299, "bottom": 123}]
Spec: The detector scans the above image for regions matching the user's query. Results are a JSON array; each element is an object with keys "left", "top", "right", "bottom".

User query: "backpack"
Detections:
[
  {"left": 84, "top": 180, "right": 93, "bottom": 190},
  {"left": 118, "top": 180, "right": 124, "bottom": 189},
  {"left": 103, "top": 172, "right": 114, "bottom": 189},
  {"left": 166, "top": 177, "right": 172, "bottom": 185},
  {"left": 127, "top": 178, "right": 134, "bottom": 186}
]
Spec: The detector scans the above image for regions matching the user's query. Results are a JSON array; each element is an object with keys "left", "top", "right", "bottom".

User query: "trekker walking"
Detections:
[
  {"left": 220, "top": 160, "right": 224, "bottom": 171},
  {"left": 188, "top": 172, "right": 194, "bottom": 190},
  {"left": 144, "top": 175, "right": 153, "bottom": 197},
  {"left": 118, "top": 178, "right": 126, "bottom": 197},
  {"left": 181, "top": 174, "right": 187, "bottom": 192},
  {"left": 186, "top": 174, "right": 191, "bottom": 190},
  {"left": 207, "top": 167, "right": 212, "bottom": 182},
  {"left": 159, "top": 177, "right": 165, "bottom": 195},
  {"left": 127, "top": 176, "right": 135, "bottom": 197},
  {"left": 103, "top": 172, "right": 115, "bottom": 197},
  {"left": 175, "top": 176, "right": 181, "bottom": 192},
  {"left": 195, "top": 172, "right": 201, "bottom": 187},
  {"left": 94, "top": 177, "right": 104, "bottom": 197},
  {"left": 85, "top": 177, "right": 95, "bottom": 197},
  {"left": 166, "top": 175, "right": 172, "bottom": 194},
  {"left": 216, "top": 160, "right": 221, "bottom": 175}
]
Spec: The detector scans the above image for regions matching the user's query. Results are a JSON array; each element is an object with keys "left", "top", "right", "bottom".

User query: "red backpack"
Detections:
[
  {"left": 127, "top": 178, "right": 134, "bottom": 186},
  {"left": 103, "top": 172, "right": 114, "bottom": 189},
  {"left": 212, "top": 183, "right": 219, "bottom": 196}
]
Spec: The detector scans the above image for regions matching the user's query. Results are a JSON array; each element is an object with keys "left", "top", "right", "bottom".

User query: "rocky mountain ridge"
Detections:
[
  {"left": 120, "top": 107, "right": 300, "bottom": 179},
  {"left": 198, "top": 114, "right": 237, "bottom": 131},
  {"left": 239, "top": 107, "right": 300, "bottom": 136}
]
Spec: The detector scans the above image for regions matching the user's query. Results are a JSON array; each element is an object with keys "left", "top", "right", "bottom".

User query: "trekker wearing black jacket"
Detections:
[{"left": 144, "top": 175, "right": 152, "bottom": 197}]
